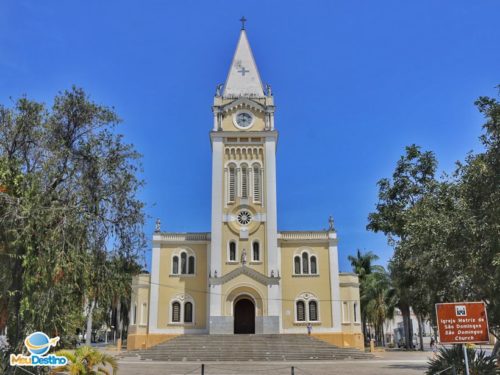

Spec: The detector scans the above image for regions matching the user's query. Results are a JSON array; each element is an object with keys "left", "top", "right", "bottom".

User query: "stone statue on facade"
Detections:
[
  {"left": 328, "top": 215, "right": 335, "bottom": 232},
  {"left": 266, "top": 84, "right": 272, "bottom": 96},
  {"left": 155, "top": 218, "right": 161, "bottom": 233},
  {"left": 215, "top": 84, "right": 223, "bottom": 97},
  {"left": 241, "top": 249, "right": 247, "bottom": 265}
]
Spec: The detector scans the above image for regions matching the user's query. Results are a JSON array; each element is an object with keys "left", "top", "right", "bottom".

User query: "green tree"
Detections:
[
  {"left": 0, "top": 87, "right": 145, "bottom": 356},
  {"left": 367, "top": 144, "right": 438, "bottom": 349},
  {"left": 361, "top": 268, "right": 397, "bottom": 346},
  {"left": 348, "top": 249, "right": 384, "bottom": 341}
]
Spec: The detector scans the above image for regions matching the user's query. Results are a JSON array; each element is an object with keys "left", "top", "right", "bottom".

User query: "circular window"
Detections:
[{"left": 237, "top": 210, "right": 252, "bottom": 226}]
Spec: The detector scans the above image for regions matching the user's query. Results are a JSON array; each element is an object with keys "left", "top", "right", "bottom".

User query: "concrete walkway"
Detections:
[{"left": 116, "top": 351, "right": 431, "bottom": 375}]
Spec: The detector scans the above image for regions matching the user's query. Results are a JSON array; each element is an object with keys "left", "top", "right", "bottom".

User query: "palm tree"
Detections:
[
  {"left": 361, "top": 270, "right": 397, "bottom": 346},
  {"left": 50, "top": 345, "right": 118, "bottom": 375},
  {"left": 348, "top": 249, "right": 385, "bottom": 342}
]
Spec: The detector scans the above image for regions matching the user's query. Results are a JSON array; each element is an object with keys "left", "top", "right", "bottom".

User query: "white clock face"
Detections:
[{"left": 234, "top": 111, "right": 254, "bottom": 129}]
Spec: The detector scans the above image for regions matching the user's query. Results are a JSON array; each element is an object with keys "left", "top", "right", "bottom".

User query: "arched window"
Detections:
[
  {"left": 181, "top": 252, "right": 187, "bottom": 274},
  {"left": 229, "top": 241, "right": 236, "bottom": 261},
  {"left": 294, "top": 256, "right": 301, "bottom": 274},
  {"left": 228, "top": 165, "right": 236, "bottom": 202},
  {"left": 172, "top": 302, "right": 181, "bottom": 322},
  {"left": 241, "top": 164, "right": 248, "bottom": 198},
  {"left": 172, "top": 256, "right": 179, "bottom": 274},
  {"left": 296, "top": 301, "right": 306, "bottom": 321},
  {"left": 309, "top": 301, "right": 318, "bottom": 321},
  {"left": 302, "top": 252, "right": 309, "bottom": 274},
  {"left": 188, "top": 256, "right": 195, "bottom": 274},
  {"left": 253, "top": 164, "right": 261, "bottom": 202},
  {"left": 310, "top": 256, "right": 317, "bottom": 274},
  {"left": 184, "top": 302, "right": 193, "bottom": 323},
  {"left": 252, "top": 241, "right": 260, "bottom": 261}
]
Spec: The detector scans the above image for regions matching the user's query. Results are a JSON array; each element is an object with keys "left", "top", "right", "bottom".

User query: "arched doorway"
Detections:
[{"left": 234, "top": 298, "right": 255, "bottom": 334}]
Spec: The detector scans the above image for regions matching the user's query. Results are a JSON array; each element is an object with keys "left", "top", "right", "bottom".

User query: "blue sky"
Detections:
[{"left": 1, "top": 1, "right": 499, "bottom": 272}]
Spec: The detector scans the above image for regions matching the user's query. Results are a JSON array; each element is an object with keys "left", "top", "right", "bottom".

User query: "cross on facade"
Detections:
[
  {"left": 238, "top": 67, "right": 249, "bottom": 76},
  {"left": 240, "top": 16, "right": 247, "bottom": 30}
]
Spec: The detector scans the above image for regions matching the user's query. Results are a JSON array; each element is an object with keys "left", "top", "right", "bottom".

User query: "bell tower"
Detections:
[{"left": 208, "top": 22, "right": 280, "bottom": 333}]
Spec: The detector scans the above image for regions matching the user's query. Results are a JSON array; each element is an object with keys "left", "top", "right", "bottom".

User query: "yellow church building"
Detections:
[{"left": 127, "top": 24, "right": 363, "bottom": 351}]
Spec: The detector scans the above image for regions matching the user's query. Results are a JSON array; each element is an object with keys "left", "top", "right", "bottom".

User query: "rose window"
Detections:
[{"left": 237, "top": 210, "right": 252, "bottom": 226}]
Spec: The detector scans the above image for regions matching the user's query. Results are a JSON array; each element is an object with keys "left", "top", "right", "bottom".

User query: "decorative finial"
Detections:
[
  {"left": 240, "top": 16, "right": 247, "bottom": 30},
  {"left": 155, "top": 218, "right": 161, "bottom": 233},
  {"left": 328, "top": 215, "right": 335, "bottom": 232}
]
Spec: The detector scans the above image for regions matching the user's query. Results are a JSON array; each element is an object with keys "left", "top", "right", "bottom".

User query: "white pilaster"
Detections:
[
  {"left": 328, "top": 232, "right": 342, "bottom": 331},
  {"left": 210, "top": 137, "right": 224, "bottom": 316},
  {"left": 148, "top": 238, "right": 161, "bottom": 330},
  {"left": 265, "top": 136, "right": 280, "bottom": 316}
]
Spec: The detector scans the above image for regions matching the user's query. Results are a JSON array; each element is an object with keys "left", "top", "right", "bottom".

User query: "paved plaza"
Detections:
[{"left": 117, "top": 351, "right": 431, "bottom": 375}]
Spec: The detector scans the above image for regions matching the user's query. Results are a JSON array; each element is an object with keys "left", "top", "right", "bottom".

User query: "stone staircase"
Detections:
[{"left": 129, "top": 334, "right": 372, "bottom": 361}]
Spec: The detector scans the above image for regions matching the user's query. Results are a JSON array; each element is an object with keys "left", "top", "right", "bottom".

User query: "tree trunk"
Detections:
[
  {"left": 116, "top": 299, "right": 123, "bottom": 340},
  {"left": 362, "top": 316, "right": 368, "bottom": 347},
  {"left": 400, "top": 304, "right": 412, "bottom": 349},
  {"left": 85, "top": 299, "right": 96, "bottom": 346},
  {"left": 417, "top": 314, "right": 424, "bottom": 351},
  {"left": 491, "top": 333, "right": 500, "bottom": 358}
]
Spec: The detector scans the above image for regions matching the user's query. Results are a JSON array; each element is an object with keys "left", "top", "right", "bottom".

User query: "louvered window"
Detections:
[
  {"left": 310, "top": 256, "right": 317, "bottom": 274},
  {"left": 188, "top": 256, "right": 195, "bottom": 274},
  {"left": 229, "top": 241, "right": 236, "bottom": 261},
  {"left": 184, "top": 302, "right": 193, "bottom": 323},
  {"left": 172, "top": 302, "right": 181, "bottom": 322},
  {"left": 253, "top": 165, "right": 261, "bottom": 202},
  {"left": 294, "top": 256, "right": 301, "bottom": 274},
  {"left": 309, "top": 301, "right": 318, "bottom": 321},
  {"left": 296, "top": 301, "right": 306, "bottom": 321},
  {"left": 229, "top": 165, "right": 236, "bottom": 202},
  {"left": 172, "top": 256, "right": 179, "bottom": 274},
  {"left": 302, "top": 253, "right": 309, "bottom": 274},
  {"left": 241, "top": 165, "right": 248, "bottom": 198},
  {"left": 181, "top": 253, "right": 187, "bottom": 274}
]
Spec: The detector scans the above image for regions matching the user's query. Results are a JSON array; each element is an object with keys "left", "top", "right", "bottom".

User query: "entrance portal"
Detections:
[{"left": 234, "top": 298, "right": 255, "bottom": 334}]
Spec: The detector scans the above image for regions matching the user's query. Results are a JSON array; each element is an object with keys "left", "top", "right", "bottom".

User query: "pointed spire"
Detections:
[{"left": 223, "top": 21, "right": 264, "bottom": 98}]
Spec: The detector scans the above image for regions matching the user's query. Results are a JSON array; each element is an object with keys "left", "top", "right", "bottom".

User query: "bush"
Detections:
[{"left": 427, "top": 345, "right": 499, "bottom": 375}]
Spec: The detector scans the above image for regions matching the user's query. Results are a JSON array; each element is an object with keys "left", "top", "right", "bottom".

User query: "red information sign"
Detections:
[{"left": 436, "top": 302, "right": 489, "bottom": 344}]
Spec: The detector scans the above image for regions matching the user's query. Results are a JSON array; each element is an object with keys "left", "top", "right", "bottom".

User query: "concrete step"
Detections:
[{"left": 129, "top": 334, "right": 372, "bottom": 362}]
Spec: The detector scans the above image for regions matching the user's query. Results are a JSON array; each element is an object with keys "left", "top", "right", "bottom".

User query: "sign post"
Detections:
[{"left": 435, "top": 302, "right": 489, "bottom": 375}]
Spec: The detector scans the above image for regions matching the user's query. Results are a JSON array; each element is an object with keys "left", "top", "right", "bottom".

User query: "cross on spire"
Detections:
[{"left": 240, "top": 16, "right": 247, "bottom": 30}]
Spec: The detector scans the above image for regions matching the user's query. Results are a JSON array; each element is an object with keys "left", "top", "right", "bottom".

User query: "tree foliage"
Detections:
[
  {"left": 0, "top": 87, "right": 145, "bottom": 354},
  {"left": 367, "top": 86, "right": 500, "bottom": 353}
]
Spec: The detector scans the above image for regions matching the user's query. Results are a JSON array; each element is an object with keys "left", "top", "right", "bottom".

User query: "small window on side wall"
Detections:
[
  {"left": 309, "top": 301, "right": 318, "bottom": 321},
  {"left": 310, "top": 256, "right": 317, "bottom": 274},
  {"left": 302, "top": 252, "right": 309, "bottom": 274},
  {"left": 188, "top": 256, "right": 195, "bottom": 274},
  {"left": 172, "top": 256, "right": 179, "bottom": 274},
  {"left": 184, "top": 302, "right": 193, "bottom": 323},
  {"left": 181, "top": 252, "right": 187, "bottom": 274},
  {"left": 172, "top": 302, "right": 181, "bottom": 322},
  {"left": 294, "top": 256, "right": 301, "bottom": 274},
  {"left": 253, "top": 242, "right": 260, "bottom": 261},
  {"left": 296, "top": 301, "right": 306, "bottom": 321},
  {"left": 229, "top": 241, "right": 236, "bottom": 261}
]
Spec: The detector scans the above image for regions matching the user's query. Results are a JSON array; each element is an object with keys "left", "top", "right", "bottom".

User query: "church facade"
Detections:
[{"left": 127, "top": 26, "right": 363, "bottom": 350}]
